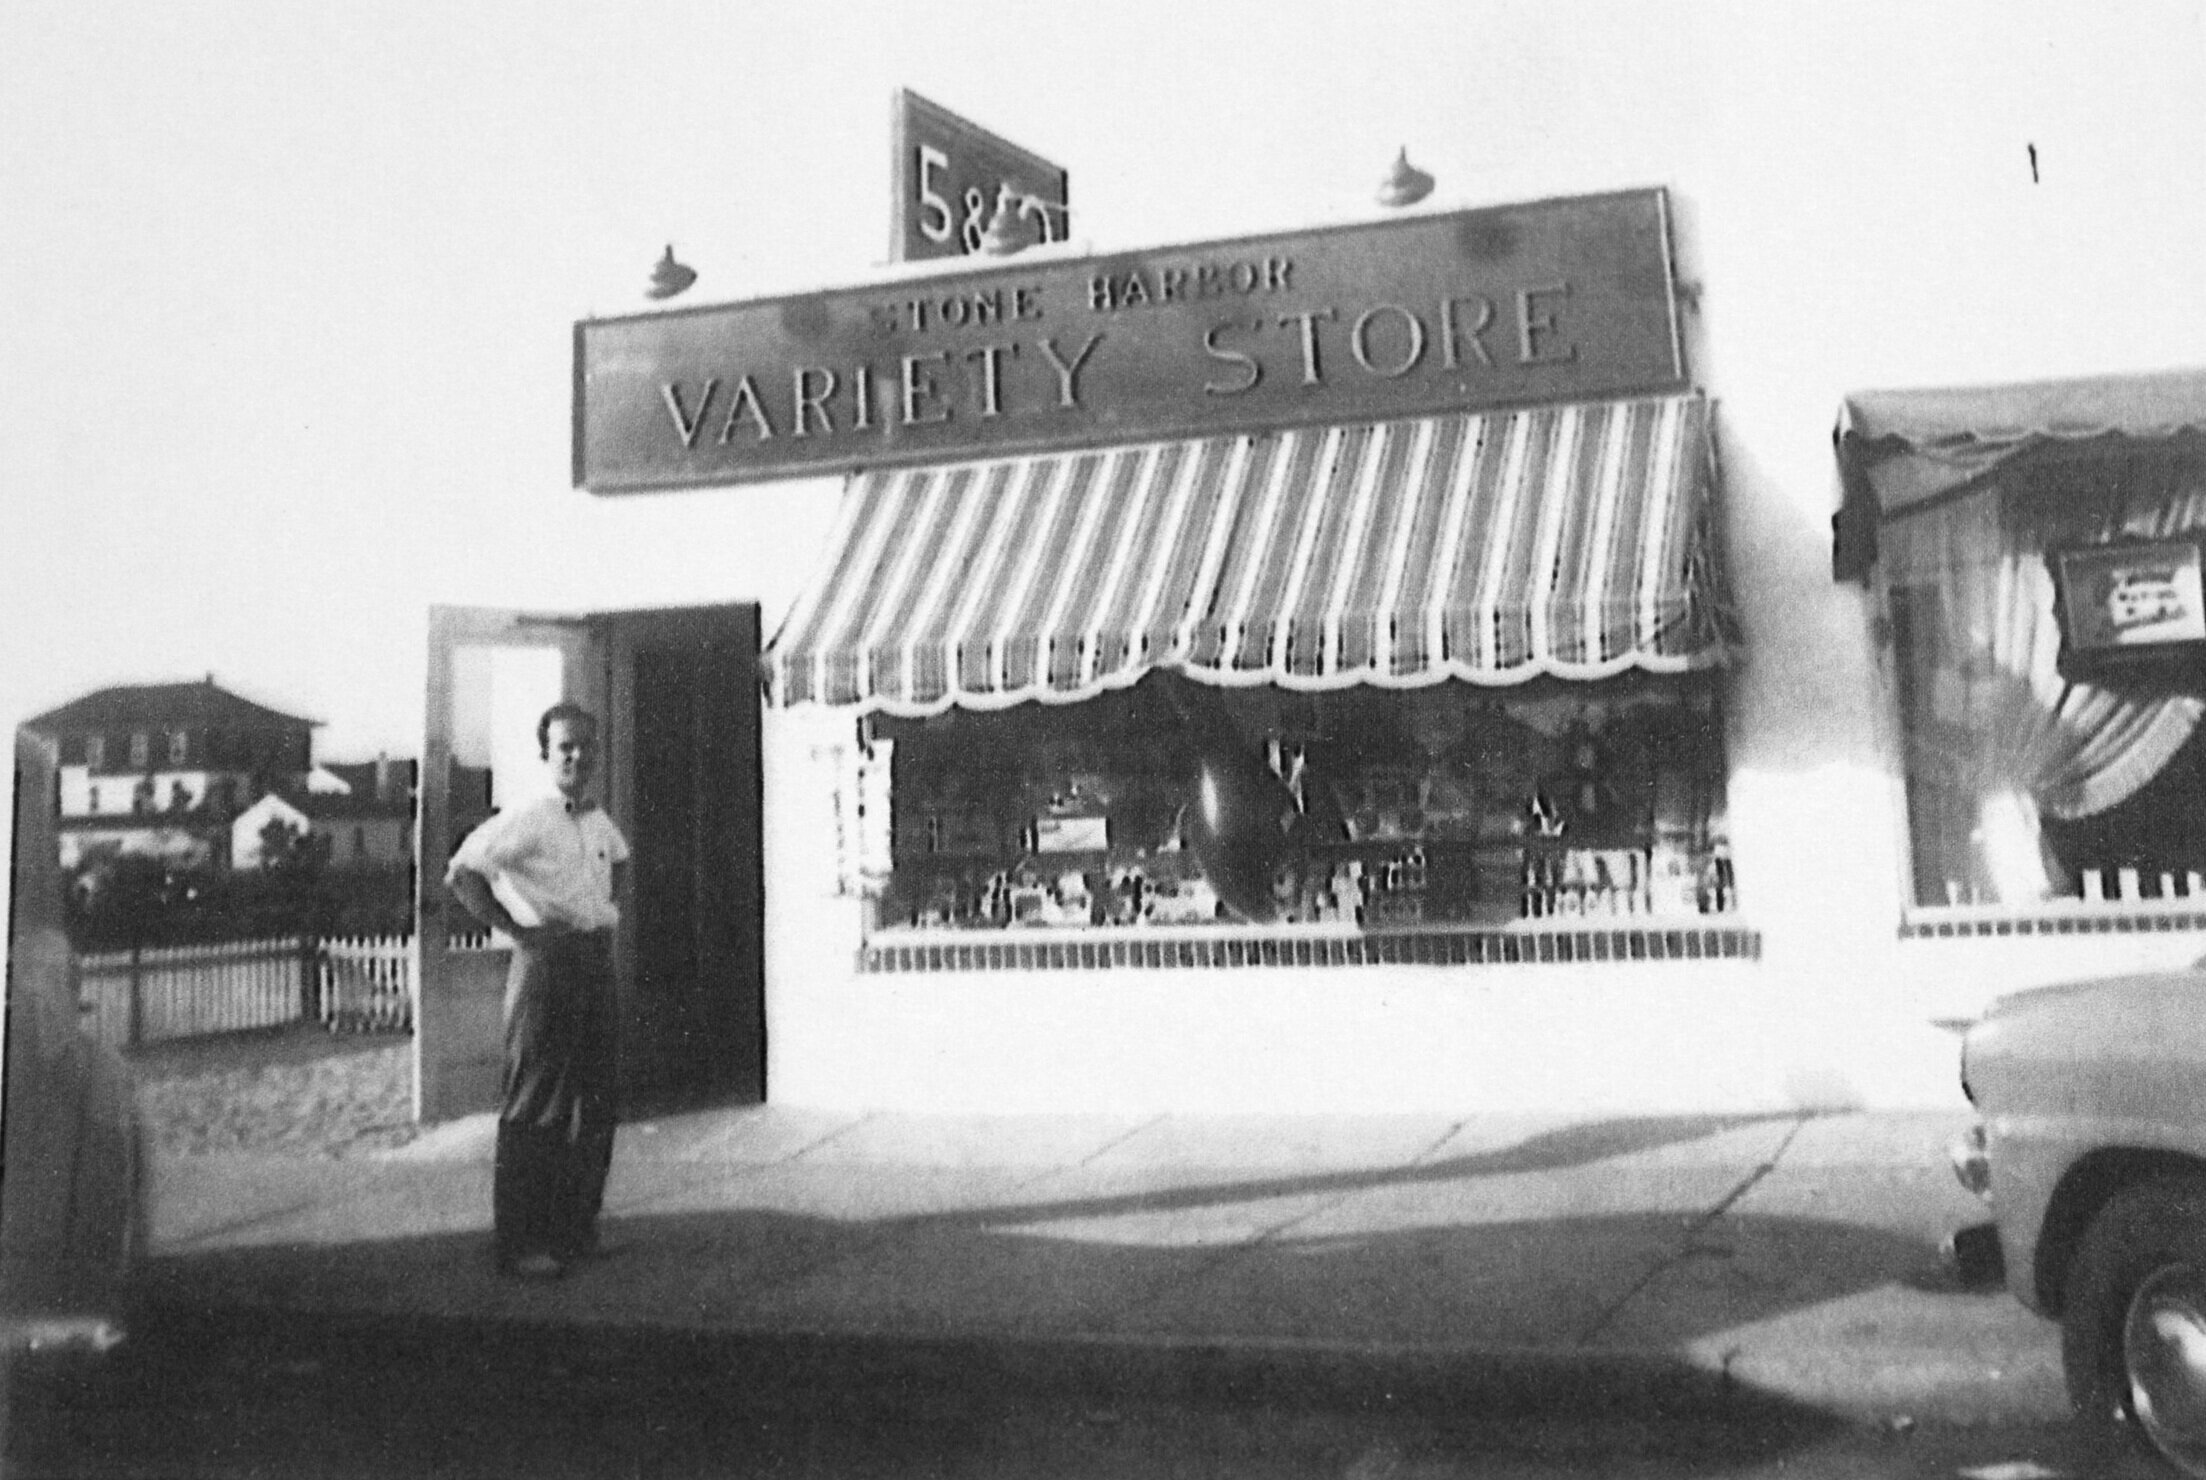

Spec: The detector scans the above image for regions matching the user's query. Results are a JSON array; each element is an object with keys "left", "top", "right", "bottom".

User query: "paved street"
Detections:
[{"left": 0, "top": 1306, "right": 2128, "bottom": 1479}]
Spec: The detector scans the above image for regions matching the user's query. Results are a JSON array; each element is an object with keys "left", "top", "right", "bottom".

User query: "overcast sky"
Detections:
[{"left": 2, "top": 0, "right": 2190, "bottom": 768}]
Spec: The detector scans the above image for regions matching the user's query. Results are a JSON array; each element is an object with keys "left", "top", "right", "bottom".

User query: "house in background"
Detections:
[
  {"left": 26, "top": 678, "right": 319, "bottom": 870},
  {"left": 229, "top": 757, "right": 418, "bottom": 871}
]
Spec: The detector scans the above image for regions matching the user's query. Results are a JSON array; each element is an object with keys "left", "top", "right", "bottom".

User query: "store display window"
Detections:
[
  {"left": 860, "top": 670, "right": 1734, "bottom": 937},
  {"left": 1879, "top": 448, "right": 2206, "bottom": 912}
]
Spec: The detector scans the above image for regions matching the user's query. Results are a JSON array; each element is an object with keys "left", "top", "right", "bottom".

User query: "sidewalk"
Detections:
[{"left": 132, "top": 1104, "right": 2067, "bottom": 1426}]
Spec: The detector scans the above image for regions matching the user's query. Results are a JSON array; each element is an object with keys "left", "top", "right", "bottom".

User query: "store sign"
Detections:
[
  {"left": 2049, "top": 536, "right": 2206, "bottom": 679},
  {"left": 891, "top": 90, "right": 1069, "bottom": 261},
  {"left": 575, "top": 188, "right": 1685, "bottom": 493}
]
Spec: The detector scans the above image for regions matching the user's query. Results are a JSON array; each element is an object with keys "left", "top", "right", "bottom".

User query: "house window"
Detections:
[
  {"left": 353, "top": 826, "right": 367, "bottom": 857},
  {"left": 89, "top": 785, "right": 102, "bottom": 812},
  {"left": 1881, "top": 449, "right": 2206, "bottom": 911},
  {"left": 129, "top": 732, "right": 149, "bottom": 769},
  {"left": 168, "top": 730, "right": 188, "bottom": 766},
  {"left": 132, "top": 778, "right": 154, "bottom": 814},
  {"left": 84, "top": 735, "right": 105, "bottom": 770}
]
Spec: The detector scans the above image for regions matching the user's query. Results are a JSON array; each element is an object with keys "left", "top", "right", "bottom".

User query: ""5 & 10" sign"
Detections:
[{"left": 892, "top": 89, "right": 1069, "bottom": 262}]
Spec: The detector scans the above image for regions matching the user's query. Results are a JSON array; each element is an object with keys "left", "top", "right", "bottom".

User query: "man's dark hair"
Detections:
[{"left": 537, "top": 701, "right": 600, "bottom": 758}]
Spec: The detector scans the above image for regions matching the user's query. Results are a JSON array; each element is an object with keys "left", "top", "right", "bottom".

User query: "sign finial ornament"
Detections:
[
  {"left": 1377, "top": 148, "right": 1434, "bottom": 208},
  {"left": 647, "top": 246, "right": 697, "bottom": 301}
]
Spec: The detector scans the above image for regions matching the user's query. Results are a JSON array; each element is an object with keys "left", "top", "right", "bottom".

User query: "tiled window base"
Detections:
[
  {"left": 860, "top": 924, "right": 1761, "bottom": 973},
  {"left": 1902, "top": 907, "right": 2206, "bottom": 940}
]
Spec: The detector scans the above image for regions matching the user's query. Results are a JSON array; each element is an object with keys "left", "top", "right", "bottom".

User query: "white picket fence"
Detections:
[
  {"left": 74, "top": 933, "right": 482, "bottom": 1046},
  {"left": 78, "top": 937, "right": 311, "bottom": 1046},
  {"left": 316, "top": 935, "right": 418, "bottom": 1034}
]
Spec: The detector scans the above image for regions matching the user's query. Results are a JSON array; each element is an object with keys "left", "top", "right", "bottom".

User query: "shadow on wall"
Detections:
[
  {"left": 1658, "top": 187, "right": 1886, "bottom": 783},
  {"left": 1701, "top": 414, "right": 1886, "bottom": 781}
]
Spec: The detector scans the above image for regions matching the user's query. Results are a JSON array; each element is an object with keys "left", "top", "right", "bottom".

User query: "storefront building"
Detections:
[
  {"left": 416, "top": 150, "right": 2200, "bottom": 1121},
  {"left": 544, "top": 185, "right": 1843, "bottom": 1116}
]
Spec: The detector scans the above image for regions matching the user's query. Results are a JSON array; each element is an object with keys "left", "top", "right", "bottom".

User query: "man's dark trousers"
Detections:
[{"left": 494, "top": 929, "right": 617, "bottom": 1267}]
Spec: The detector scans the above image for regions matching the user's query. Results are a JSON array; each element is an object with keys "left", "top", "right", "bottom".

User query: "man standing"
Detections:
[{"left": 446, "top": 702, "right": 630, "bottom": 1281}]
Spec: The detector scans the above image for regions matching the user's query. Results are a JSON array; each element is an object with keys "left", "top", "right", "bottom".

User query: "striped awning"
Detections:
[
  {"left": 767, "top": 393, "right": 1729, "bottom": 714},
  {"left": 1832, "top": 366, "right": 2206, "bottom": 581}
]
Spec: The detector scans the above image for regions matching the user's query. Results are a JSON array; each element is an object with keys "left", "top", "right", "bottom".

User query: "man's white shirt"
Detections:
[{"left": 447, "top": 796, "right": 630, "bottom": 932}]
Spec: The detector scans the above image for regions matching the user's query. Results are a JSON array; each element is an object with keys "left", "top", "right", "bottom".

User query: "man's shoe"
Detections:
[{"left": 500, "top": 1252, "right": 566, "bottom": 1282}]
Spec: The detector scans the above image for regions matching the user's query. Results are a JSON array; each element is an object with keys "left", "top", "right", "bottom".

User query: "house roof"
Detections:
[
  {"left": 315, "top": 758, "right": 419, "bottom": 798},
  {"left": 287, "top": 758, "right": 418, "bottom": 819},
  {"left": 232, "top": 792, "right": 310, "bottom": 826},
  {"left": 25, "top": 679, "right": 321, "bottom": 736},
  {"left": 268, "top": 781, "right": 413, "bottom": 821},
  {"left": 293, "top": 791, "right": 413, "bottom": 821}
]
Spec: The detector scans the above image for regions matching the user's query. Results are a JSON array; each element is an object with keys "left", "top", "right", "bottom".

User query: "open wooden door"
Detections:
[
  {"left": 415, "top": 602, "right": 764, "bottom": 1124},
  {"left": 416, "top": 607, "right": 605, "bottom": 1123},
  {"left": 604, "top": 604, "right": 764, "bottom": 1111}
]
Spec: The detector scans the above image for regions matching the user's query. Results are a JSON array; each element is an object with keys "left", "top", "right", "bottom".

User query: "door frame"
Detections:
[
  {"left": 413, "top": 601, "right": 764, "bottom": 1123},
  {"left": 415, "top": 605, "right": 607, "bottom": 1123}
]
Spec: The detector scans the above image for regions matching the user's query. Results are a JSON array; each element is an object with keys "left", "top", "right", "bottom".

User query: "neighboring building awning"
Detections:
[
  {"left": 1832, "top": 366, "right": 2206, "bottom": 581},
  {"left": 768, "top": 393, "right": 1729, "bottom": 714}
]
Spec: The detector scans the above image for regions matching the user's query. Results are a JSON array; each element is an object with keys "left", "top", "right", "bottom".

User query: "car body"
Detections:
[{"left": 1955, "top": 966, "right": 2206, "bottom": 1474}]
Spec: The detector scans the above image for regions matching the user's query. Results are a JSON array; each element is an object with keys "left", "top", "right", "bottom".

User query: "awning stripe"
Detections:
[
  {"left": 1365, "top": 416, "right": 1447, "bottom": 675},
  {"left": 1029, "top": 453, "right": 1114, "bottom": 690},
  {"left": 932, "top": 462, "right": 1019, "bottom": 702},
  {"left": 1615, "top": 398, "right": 1667, "bottom": 657},
  {"left": 978, "top": 458, "right": 1064, "bottom": 693},
  {"left": 1067, "top": 446, "right": 1155, "bottom": 688},
  {"left": 814, "top": 471, "right": 912, "bottom": 704},
  {"left": 1192, "top": 432, "right": 1295, "bottom": 670},
  {"left": 767, "top": 393, "right": 1728, "bottom": 712},
  {"left": 1261, "top": 427, "right": 1342, "bottom": 675},
  {"left": 1099, "top": 442, "right": 1191, "bottom": 676},
  {"left": 1310, "top": 423, "right": 1387, "bottom": 675},
  {"left": 1469, "top": 410, "right": 1537, "bottom": 674},
  {"left": 1059, "top": 448, "right": 1153, "bottom": 686},
  {"left": 861, "top": 469, "right": 956, "bottom": 699},
  {"left": 898, "top": 467, "right": 985, "bottom": 703},
  {"left": 1573, "top": 405, "right": 1629, "bottom": 665},
  {"left": 1166, "top": 438, "right": 1249, "bottom": 666},
  {"left": 998, "top": 455, "right": 1088, "bottom": 694},
  {"left": 1637, "top": 394, "right": 1693, "bottom": 652}
]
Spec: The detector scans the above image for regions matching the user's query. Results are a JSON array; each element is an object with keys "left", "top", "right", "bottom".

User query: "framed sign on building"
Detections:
[
  {"left": 576, "top": 188, "right": 1688, "bottom": 492},
  {"left": 2049, "top": 536, "right": 2206, "bottom": 679}
]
